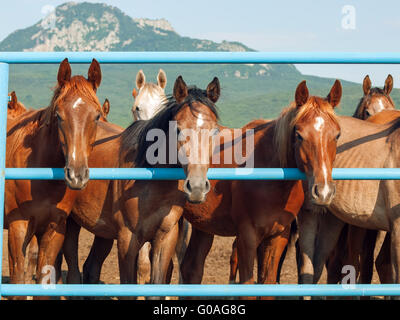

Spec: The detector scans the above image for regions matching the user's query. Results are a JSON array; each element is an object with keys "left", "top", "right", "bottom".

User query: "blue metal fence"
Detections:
[{"left": 1, "top": 52, "right": 400, "bottom": 298}]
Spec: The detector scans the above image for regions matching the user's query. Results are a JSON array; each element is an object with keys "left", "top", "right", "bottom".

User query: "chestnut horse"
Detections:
[
  {"left": 6, "top": 91, "right": 39, "bottom": 283},
  {"left": 326, "top": 74, "right": 395, "bottom": 288},
  {"left": 180, "top": 80, "right": 342, "bottom": 297},
  {"left": 297, "top": 109, "right": 400, "bottom": 297},
  {"left": 7, "top": 91, "right": 28, "bottom": 119},
  {"left": 59, "top": 76, "right": 220, "bottom": 290},
  {"left": 5, "top": 58, "right": 103, "bottom": 297}
]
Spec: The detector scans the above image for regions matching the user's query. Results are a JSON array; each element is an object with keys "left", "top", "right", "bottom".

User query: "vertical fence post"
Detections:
[{"left": 0, "top": 63, "right": 9, "bottom": 299}]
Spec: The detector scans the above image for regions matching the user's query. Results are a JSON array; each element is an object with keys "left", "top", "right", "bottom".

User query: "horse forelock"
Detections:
[
  {"left": 45, "top": 76, "right": 102, "bottom": 124},
  {"left": 274, "top": 97, "right": 338, "bottom": 167}
]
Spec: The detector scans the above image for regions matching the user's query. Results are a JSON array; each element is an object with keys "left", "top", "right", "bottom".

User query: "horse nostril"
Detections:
[
  {"left": 184, "top": 180, "right": 192, "bottom": 193},
  {"left": 311, "top": 184, "right": 319, "bottom": 199},
  {"left": 65, "top": 167, "right": 73, "bottom": 181},
  {"left": 205, "top": 180, "right": 211, "bottom": 193}
]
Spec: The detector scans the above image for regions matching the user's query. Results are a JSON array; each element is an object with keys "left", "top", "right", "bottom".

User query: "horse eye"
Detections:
[
  {"left": 56, "top": 112, "right": 63, "bottom": 122},
  {"left": 335, "top": 132, "right": 341, "bottom": 140},
  {"left": 95, "top": 113, "right": 101, "bottom": 121},
  {"left": 136, "top": 106, "right": 140, "bottom": 112},
  {"left": 365, "top": 110, "right": 371, "bottom": 117},
  {"left": 295, "top": 131, "right": 303, "bottom": 141}
]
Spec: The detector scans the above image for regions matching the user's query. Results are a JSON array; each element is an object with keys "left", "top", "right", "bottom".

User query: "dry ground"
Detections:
[{"left": 1, "top": 225, "right": 385, "bottom": 299}]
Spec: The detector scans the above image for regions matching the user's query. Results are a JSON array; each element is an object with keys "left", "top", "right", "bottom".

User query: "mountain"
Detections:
[
  {"left": 2, "top": 2, "right": 399, "bottom": 127},
  {"left": 0, "top": 2, "right": 253, "bottom": 52}
]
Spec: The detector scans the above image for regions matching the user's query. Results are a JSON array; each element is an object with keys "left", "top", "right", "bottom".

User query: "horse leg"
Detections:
[
  {"left": 116, "top": 228, "right": 142, "bottom": 300},
  {"left": 7, "top": 219, "right": 30, "bottom": 300},
  {"left": 258, "top": 229, "right": 290, "bottom": 284},
  {"left": 150, "top": 221, "right": 179, "bottom": 285},
  {"left": 35, "top": 219, "right": 67, "bottom": 300},
  {"left": 180, "top": 227, "right": 214, "bottom": 284},
  {"left": 26, "top": 236, "right": 38, "bottom": 284},
  {"left": 82, "top": 236, "right": 113, "bottom": 286},
  {"left": 326, "top": 225, "right": 348, "bottom": 284},
  {"left": 257, "top": 228, "right": 290, "bottom": 300},
  {"left": 297, "top": 207, "right": 318, "bottom": 284},
  {"left": 359, "top": 229, "right": 378, "bottom": 285},
  {"left": 137, "top": 242, "right": 151, "bottom": 285},
  {"left": 54, "top": 251, "right": 63, "bottom": 284},
  {"left": 229, "top": 239, "right": 238, "bottom": 284},
  {"left": 175, "top": 218, "right": 191, "bottom": 284},
  {"left": 236, "top": 222, "right": 259, "bottom": 300},
  {"left": 63, "top": 216, "right": 81, "bottom": 284},
  {"left": 312, "top": 212, "right": 345, "bottom": 285},
  {"left": 390, "top": 219, "right": 400, "bottom": 300},
  {"left": 376, "top": 232, "right": 392, "bottom": 284}
]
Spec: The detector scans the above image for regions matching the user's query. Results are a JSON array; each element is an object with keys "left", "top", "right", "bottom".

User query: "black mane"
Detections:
[{"left": 121, "top": 86, "right": 219, "bottom": 167}]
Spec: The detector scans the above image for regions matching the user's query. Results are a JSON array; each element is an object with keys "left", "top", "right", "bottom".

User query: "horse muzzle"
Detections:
[
  {"left": 64, "top": 166, "right": 90, "bottom": 190},
  {"left": 310, "top": 182, "right": 336, "bottom": 206},
  {"left": 183, "top": 177, "right": 211, "bottom": 204}
]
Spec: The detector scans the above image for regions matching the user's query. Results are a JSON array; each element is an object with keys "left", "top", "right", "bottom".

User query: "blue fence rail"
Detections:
[{"left": 1, "top": 52, "right": 400, "bottom": 298}]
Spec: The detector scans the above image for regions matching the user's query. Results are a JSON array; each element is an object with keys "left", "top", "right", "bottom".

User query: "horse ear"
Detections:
[
  {"left": 206, "top": 77, "right": 220, "bottom": 103},
  {"left": 102, "top": 99, "right": 110, "bottom": 117},
  {"left": 363, "top": 75, "right": 371, "bottom": 95},
  {"left": 57, "top": 58, "right": 71, "bottom": 87},
  {"left": 9, "top": 91, "right": 17, "bottom": 109},
  {"left": 295, "top": 80, "right": 309, "bottom": 107},
  {"left": 136, "top": 70, "right": 146, "bottom": 89},
  {"left": 327, "top": 80, "right": 342, "bottom": 108},
  {"left": 384, "top": 74, "right": 393, "bottom": 95},
  {"left": 132, "top": 88, "right": 138, "bottom": 98},
  {"left": 157, "top": 69, "right": 167, "bottom": 89},
  {"left": 88, "top": 59, "right": 102, "bottom": 90},
  {"left": 173, "top": 76, "right": 188, "bottom": 103}
]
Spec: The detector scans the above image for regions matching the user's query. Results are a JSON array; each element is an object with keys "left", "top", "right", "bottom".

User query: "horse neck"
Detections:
[
  {"left": 257, "top": 120, "right": 297, "bottom": 168},
  {"left": 32, "top": 107, "right": 64, "bottom": 165}
]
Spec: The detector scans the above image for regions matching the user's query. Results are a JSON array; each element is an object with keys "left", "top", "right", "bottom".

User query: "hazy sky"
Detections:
[{"left": 2, "top": 0, "right": 400, "bottom": 86}]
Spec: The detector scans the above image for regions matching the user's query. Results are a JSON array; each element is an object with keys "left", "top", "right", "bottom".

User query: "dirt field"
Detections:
[{"left": 1, "top": 226, "right": 384, "bottom": 299}]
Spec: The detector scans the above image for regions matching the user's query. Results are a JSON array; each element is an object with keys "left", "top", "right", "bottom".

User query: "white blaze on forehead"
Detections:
[
  {"left": 71, "top": 147, "right": 76, "bottom": 161},
  {"left": 72, "top": 97, "right": 83, "bottom": 109},
  {"left": 197, "top": 114, "right": 204, "bottom": 127},
  {"left": 377, "top": 99, "right": 385, "bottom": 112},
  {"left": 314, "top": 116, "right": 325, "bottom": 132}
]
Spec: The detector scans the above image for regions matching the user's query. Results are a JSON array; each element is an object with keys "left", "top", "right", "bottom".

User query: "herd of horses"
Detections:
[{"left": 4, "top": 58, "right": 400, "bottom": 300}]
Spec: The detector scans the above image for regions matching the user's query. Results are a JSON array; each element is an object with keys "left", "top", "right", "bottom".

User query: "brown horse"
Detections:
[
  {"left": 353, "top": 74, "right": 394, "bottom": 119},
  {"left": 325, "top": 75, "right": 395, "bottom": 288},
  {"left": 180, "top": 80, "right": 342, "bottom": 298},
  {"left": 326, "top": 110, "right": 400, "bottom": 290},
  {"left": 7, "top": 91, "right": 28, "bottom": 119},
  {"left": 297, "top": 108, "right": 400, "bottom": 299},
  {"left": 59, "top": 76, "right": 220, "bottom": 290},
  {"left": 5, "top": 58, "right": 103, "bottom": 298},
  {"left": 6, "top": 91, "right": 39, "bottom": 284}
]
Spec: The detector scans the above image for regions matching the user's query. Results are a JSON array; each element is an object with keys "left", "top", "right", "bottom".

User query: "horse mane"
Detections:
[
  {"left": 44, "top": 75, "right": 102, "bottom": 125},
  {"left": 274, "top": 96, "right": 338, "bottom": 167},
  {"left": 353, "top": 87, "right": 395, "bottom": 119},
  {"left": 121, "top": 86, "right": 219, "bottom": 167}
]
